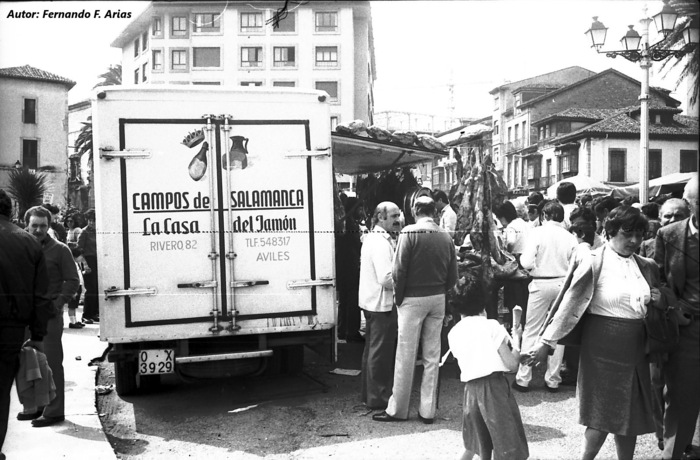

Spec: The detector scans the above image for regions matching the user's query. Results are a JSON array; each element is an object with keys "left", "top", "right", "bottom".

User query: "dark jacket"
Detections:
[
  {"left": 42, "top": 235, "right": 80, "bottom": 316},
  {"left": 77, "top": 223, "right": 97, "bottom": 258},
  {"left": 0, "top": 215, "right": 52, "bottom": 340}
]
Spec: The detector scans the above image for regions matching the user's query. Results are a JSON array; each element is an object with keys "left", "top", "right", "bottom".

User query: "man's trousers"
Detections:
[
  {"left": 361, "top": 308, "right": 397, "bottom": 409},
  {"left": 386, "top": 294, "right": 444, "bottom": 420},
  {"left": 516, "top": 278, "right": 564, "bottom": 389}
]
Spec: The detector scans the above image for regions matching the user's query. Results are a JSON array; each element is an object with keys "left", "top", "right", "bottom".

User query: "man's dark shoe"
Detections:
[
  {"left": 17, "top": 409, "right": 43, "bottom": 421},
  {"left": 82, "top": 317, "right": 94, "bottom": 324},
  {"left": 372, "top": 411, "right": 405, "bottom": 422},
  {"left": 31, "top": 415, "right": 65, "bottom": 427},
  {"left": 69, "top": 322, "right": 85, "bottom": 329},
  {"left": 418, "top": 414, "right": 434, "bottom": 425},
  {"left": 511, "top": 381, "right": 529, "bottom": 393},
  {"left": 546, "top": 385, "right": 559, "bottom": 393}
]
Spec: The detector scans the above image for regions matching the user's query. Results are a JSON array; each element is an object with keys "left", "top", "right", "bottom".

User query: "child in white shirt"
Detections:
[{"left": 448, "top": 282, "right": 528, "bottom": 460}]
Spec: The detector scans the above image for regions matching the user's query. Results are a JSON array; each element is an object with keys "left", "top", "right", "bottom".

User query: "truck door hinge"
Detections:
[
  {"left": 99, "top": 147, "right": 152, "bottom": 160},
  {"left": 104, "top": 286, "right": 157, "bottom": 300},
  {"left": 287, "top": 277, "right": 335, "bottom": 289}
]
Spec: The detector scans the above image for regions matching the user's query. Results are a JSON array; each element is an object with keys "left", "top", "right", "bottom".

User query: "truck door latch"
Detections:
[
  {"left": 286, "top": 277, "right": 335, "bottom": 289},
  {"left": 231, "top": 280, "right": 269, "bottom": 288},
  {"left": 99, "top": 147, "right": 152, "bottom": 160},
  {"left": 177, "top": 281, "right": 218, "bottom": 289},
  {"left": 104, "top": 286, "right": 157, "bottom": 300}
]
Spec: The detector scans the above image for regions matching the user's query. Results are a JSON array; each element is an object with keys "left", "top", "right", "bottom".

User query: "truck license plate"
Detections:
[{"left": 138, "top": 349, "right": 175, "bottom": 375}]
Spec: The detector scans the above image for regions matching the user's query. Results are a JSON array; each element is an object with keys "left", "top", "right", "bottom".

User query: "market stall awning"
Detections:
[
  {"left": 332, "top": 132, "right": 448, "bottom": 175},
  {"left": 546, "top": 174, "right": 614, "bottom": 198},
  {"left": 611, "top": 172, "right": 695, "bottom": 199}
]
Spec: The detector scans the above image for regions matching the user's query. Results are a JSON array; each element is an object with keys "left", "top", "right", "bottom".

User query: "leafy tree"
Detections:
[
  {"left": 7, "top": 168, "right": 49, "bottom": 219},
  {"left": 660, "top": 1, "right": 699, "bottom": 107},
  {"left": 94, "top": 64, "right": 122, "bottom": 88}
]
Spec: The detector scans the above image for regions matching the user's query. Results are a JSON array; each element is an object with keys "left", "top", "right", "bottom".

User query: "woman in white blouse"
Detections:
[{"left": 529, "top": 206, "right": 662, "bottom": 460}]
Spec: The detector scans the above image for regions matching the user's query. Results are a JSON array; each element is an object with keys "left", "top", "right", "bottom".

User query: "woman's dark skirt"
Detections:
[{"left": 578, "top": 313, "right": 655, "bottom": 436}]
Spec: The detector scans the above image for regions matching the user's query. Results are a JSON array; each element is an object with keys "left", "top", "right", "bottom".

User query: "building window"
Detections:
[
  {"left": 680, "top": 149, "right": 698, "bottom": 172},
  {"left": 193, "top": 47, "right": 221, "bottom": 68},
  {"left": 507, "top": 126, "right": 512, "bottom": 143},
  {"left": 22, "top": 139, "right": 38, "bottom": 170},
  {"left": 142, "top": 32, "right": 148, "bottom": 51},
  {"left": 152, "top": 16, "right": 163, "bottom": 37},
  {"left": 649, "top": 149, "right": 662, "bottom": 179},
  {"left": 134, "top": 68, "right": 139, "bottom": 84},
  {"left": 330, "top": 116, "right": 339, "bottom": 130},
  {"left": 152, "top": 49, "right": 163, "bottom": 71},
  {"left": 522, "top": 121, "right": 527, "bottom": 143},
  {"left": 315, "top": 46, "right": 338, "bottom": 67},
  {"left": 272, "top": 11, "right": 295, "bottom": 32},
  {"left": 493, "top": 121, "right": 499, "bottom": 135},
  {"left": 142, "top": 63, "right": 148, "bottom": 82},
  {"left": 538, "top": 126, "right": 544, "bottom": 141},
  {"left": 134, "top": 37, "right": 140, "bottom": 57},
  {"left": 609, "top": 149, "right": 626, "bottom": 182},
  {"left": 171, "top": 49, "right": 188, "bottom": 71},
  {"left": 494, "top": 96, "right": 499, "bottom": 111},
  {"left": 560, "top": 152, "right": 579, "bottom": 174},
  {"left": 194, "top": 13, "right": 221, "bottom": 33},
  {"left": 171, "top": 16, "right": 188, "bottom": 37},
  {"left": 240, "top": 12, "right": 263, "bottom": 32},
  {"left": 273, "top": 46, "right": 296, "bottom": 67},
  {"left": 315, "top": 81, "right": 338, "bottom": 102},
  {"left": 545, "top": 124, "right": 550, "bottom": 138},
  {"left": 273, "top": 81, "right": 295, "bottom": 87},
  {"left": 240, "top": 81, "right": 263, "bottom": 87},
  {"left": 315, "top": 11, "right": 338, "bottom": 32},
  {"left": 241, "top": 47, "right": 263, "bottom": 67},
  {"left": 514, "top": 124, "right": 520, "bottom": 140},
  {"left": 23, "top": 98, "right": 36, "bottom": 124}
]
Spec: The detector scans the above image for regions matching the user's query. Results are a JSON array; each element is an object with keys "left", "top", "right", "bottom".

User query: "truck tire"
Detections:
[{"left": 114, "top": 360, "right": 138, "bottom": 396}]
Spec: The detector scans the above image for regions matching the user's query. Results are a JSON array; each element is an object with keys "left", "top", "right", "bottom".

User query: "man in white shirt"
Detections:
[
  {"left": 359, "top": 202, "right": 402, "bottom": 410},
  {"left": 514, "top": 201, "right": 578, "bottom": 393},
  {"left": 557, "top": 182, "right": 577, "bottom": 230},
  {"left": 433, "top": 190, "right": 457, "bottom": 237}
]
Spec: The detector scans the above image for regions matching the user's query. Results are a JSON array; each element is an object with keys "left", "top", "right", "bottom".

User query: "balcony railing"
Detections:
[{"left": 506, "top": 139, "right": 524, "bottom": 153}]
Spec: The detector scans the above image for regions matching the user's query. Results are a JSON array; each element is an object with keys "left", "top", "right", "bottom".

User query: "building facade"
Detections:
[
  {"left": 0, "top": 65, "right": 75, "bottom": 209},
  {"left": 532, "top": 105, "right": 698, "bottom": 189},
  {"left": 111, "top": 1, "right": 376, "bottom": 127},
  {"left": 490, "top": 65, "right": 596, "bottom": 188},
  {"left": 497, "top": 68, "right": 685, "bottom": 195}
]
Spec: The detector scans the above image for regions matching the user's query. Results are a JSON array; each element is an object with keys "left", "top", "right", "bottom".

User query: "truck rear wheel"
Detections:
[{"left": 114, "top": 360, "right": 138, "bottom": 396}]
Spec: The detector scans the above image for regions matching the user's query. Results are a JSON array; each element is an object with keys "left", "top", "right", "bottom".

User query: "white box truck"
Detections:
[{"left": 92, "top": 87, "right": 336, "bottom": 395}]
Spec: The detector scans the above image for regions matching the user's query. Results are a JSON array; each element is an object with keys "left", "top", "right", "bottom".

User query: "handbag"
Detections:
[{"left": 644, "top": 287, "right": 680, "bottom": 355}]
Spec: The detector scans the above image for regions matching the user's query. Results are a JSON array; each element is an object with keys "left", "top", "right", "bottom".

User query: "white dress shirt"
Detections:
[
  {"left": 358, "top": 226, "right": 396, "bottom": 312},
  {"left": 520, "top": 220, "right": 578, "bottom": 278},
  {"left": 439, "top": 205, "right": 457, "bottom": 234},
  {"left": 589, "top": 243, "right": 650, "bottom": 319}
]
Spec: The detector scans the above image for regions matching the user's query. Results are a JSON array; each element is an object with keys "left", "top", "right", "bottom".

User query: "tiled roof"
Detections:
[
  {"left": 533, "top": 103, "right": 683, "bottom": 126},
  {"left": 559, "top": 111, "right": 698, "bottom": 140},
  {"left": 520, "top": 68, "right": 681, "bottom": 109},
  {"left": 0, "top": 65, "right": 75, "bottom": 89}
]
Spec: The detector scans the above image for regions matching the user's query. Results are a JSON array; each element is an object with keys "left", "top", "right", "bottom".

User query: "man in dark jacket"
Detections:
[
  {"left": 0, "top": 190, "right": 51, "bottom": 455},
  {"left": 22, "top": 206, "right": 80, "bottom": 428},
  {"left": 655, "top": 173, "right": 700, "bottom": 459}
]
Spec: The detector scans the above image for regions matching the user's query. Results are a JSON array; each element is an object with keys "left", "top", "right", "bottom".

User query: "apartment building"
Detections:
[
  {"left": 110, "top": 1, "right": 376, "bottom": 127},
  {"left": 490, "top": 66, "right": 596, "bottom": 186},
  {"left": 0, "top": 65, "right": 75, "bottom": 207}
]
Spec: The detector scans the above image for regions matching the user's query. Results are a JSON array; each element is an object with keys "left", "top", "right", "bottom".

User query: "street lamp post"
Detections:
[{"left": 585, "top": 1, "right": 699, "bottom": 204}]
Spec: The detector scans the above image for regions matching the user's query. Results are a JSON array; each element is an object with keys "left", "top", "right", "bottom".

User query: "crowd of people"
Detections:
[
  {"left": 338, "top": 173, "right": 699, "bottom": 460},
  {"left": 1, "top": 191, "right": 100, "bottom": 460}
]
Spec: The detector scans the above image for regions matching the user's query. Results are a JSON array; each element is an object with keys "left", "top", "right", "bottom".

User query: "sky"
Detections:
[{"left": 0, "top": 0, "right": 692, "bottom": 118}]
